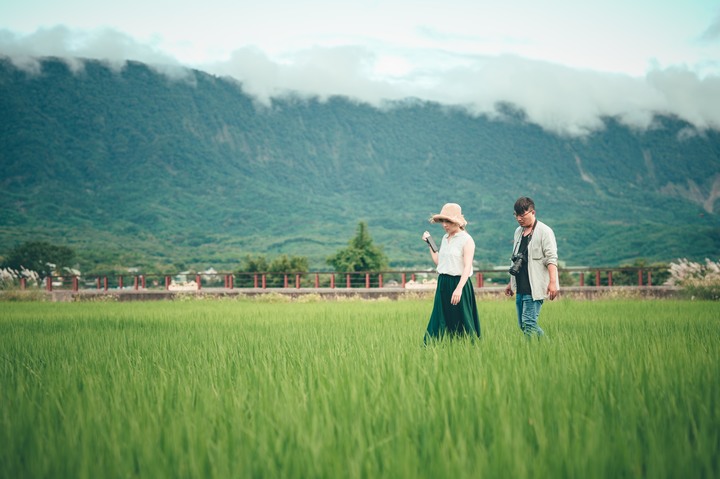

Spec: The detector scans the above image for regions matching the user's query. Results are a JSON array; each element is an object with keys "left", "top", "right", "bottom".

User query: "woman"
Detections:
[{"left": 422, "top": 203, "right": 481, "bottom": 342}]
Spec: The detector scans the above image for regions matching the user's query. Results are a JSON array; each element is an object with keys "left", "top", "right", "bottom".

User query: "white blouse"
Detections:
[{"left": 436, "top": 231, "right": 473, "bottom": 276}]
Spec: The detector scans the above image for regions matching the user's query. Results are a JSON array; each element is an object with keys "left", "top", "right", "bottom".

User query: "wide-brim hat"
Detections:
[{"left": 430, "top": 203, "right": 467, "bottom": 227}]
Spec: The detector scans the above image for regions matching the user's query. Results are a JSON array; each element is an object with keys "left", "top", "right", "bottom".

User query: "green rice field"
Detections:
[{"left": 1, "top": 297, "right": 718, "bottom": 478}]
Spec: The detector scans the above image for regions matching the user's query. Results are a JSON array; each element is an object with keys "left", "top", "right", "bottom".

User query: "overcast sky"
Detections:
[{"left": 1, "top": 0, "right": 719, "bottom": 135}]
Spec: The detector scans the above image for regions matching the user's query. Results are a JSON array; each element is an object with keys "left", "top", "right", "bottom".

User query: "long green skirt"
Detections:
[{"left": 424, "top": 274, "right": 481, "bottom": 342}]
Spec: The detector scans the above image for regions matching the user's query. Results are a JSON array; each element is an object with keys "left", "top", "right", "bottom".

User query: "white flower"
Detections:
[{"left": 667, "top": 258, "right": 720, "bottom": 285}]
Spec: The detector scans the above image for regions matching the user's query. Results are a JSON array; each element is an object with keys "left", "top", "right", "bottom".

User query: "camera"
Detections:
[
  {"left": 508, "top": 253, "right": 526, "bottom": 276},
  {"left": 424, "top": 234, "right": 438, "bottom": 253}
]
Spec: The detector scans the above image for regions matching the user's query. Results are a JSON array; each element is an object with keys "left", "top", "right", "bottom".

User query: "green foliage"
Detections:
[
  {"left": 0, "top": 289, "right": 48, "bottom": 302},
  {"left": 239, "top": 254, "right": 270, "bottom": 274},
  {"left": 558, "top": 269, "right": 575, "bottom": 286},
  {"left": 327, "top": 222, "right": 388, "bottom": 272},
  {"left": 0, "top": 58, "right": 719, "bottom": 271},
  {"left": 614, "top": 259, "right": 670, "bottom": 286},
  {"left": 269, "top": 254, "right": 309, "bottom": 274},
  {"left": 585, "top": 259, "right": 671, "bottom": 286},
  {"left": 236, "top": 254, "right": 309, "bottom": 287},
  {"left": 0, "top": 241, "right": 75, "bottom": 278},
  {"left": 667, "top": 258, "right": 720, "bottom": 300},
  {"left": 679, "top": 279, "right": 720, "bottom": 300}
]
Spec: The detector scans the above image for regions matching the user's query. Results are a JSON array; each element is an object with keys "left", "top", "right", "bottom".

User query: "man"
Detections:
[{"left": 504, "top": 197, "right": 558, "bottom": 337}]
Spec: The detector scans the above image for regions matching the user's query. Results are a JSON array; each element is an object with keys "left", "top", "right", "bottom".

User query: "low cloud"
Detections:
[
  {"left": 204, "top": 48, "right": 720, "bottom": 136},
  {"left": 0, "top": 26, "right": 187, "bottom": 77},
  {"left": 203, "top": 45, "right": 404, "bottom": 105},
  {"left": 699, "top": 12, "right": 720, "bottom": 42},
  {"left": 2, "top": 26, "right": 719, "bottom": 136}
]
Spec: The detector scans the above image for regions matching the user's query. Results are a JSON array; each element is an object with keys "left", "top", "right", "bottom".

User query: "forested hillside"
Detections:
[{"left": 1, "top": 57, "right": 718, "bottom": 273}]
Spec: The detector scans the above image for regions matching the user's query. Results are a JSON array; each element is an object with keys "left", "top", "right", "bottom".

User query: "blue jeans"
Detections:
[{"left": 516, "top": 294, "right": 544, "bottom": 337}]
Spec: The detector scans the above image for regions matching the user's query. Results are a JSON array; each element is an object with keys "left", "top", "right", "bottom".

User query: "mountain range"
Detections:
[{"left": 1, "top": 57, "right": 719, "bottom": 273}]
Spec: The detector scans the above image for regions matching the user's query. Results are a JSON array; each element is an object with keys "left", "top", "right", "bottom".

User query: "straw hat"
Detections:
[{"left": 430, "top": 203, "right": 467, "bottom": 227}]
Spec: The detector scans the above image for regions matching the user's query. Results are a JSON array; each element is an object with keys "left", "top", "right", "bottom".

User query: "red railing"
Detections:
[{"left": 23, "top": 267, "right": 665, "bottom": 292}]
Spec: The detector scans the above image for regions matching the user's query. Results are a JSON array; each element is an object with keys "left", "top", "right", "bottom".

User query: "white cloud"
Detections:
[
  {"left": 699, "top": 12, "right": 720, "bottom": 42},
  {"left": 203, "top": 47, "right": 720, "bottom": 136},
  {"left": 2, "top": 26, "right": 720, "bottom": 136},
  {"left": 0, "top": 26, "right": 187, "bottom": 77}
]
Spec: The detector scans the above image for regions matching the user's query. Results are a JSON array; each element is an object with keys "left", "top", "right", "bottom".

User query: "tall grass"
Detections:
[{"left": 1, "top": 298, "right": 718, "bottom": 478}]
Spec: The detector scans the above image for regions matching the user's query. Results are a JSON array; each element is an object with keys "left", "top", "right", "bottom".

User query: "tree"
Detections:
[
  {"left": 327, "top": 222, "right": 388, "bottom": 272},
  {"left": 235, "top": 254, "right": 270, "bottom": 287},
  {"left": 1, "top": 241, "right": 76, "bottom": 278},
  {"left": 268, "top": 254, "right": 310, "bottom": 287},
  {"left": 269, "top": 255, "right": 309, "bottom": 275},
  {"left": 236, "top": 254, "right": 309, "bottom": 287},
  {"left": 584, "top": 259, "right": 670, "bottom": 286}
]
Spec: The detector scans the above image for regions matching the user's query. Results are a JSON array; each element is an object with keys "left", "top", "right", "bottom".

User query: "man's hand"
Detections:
[
  {"left": 547, "top": 282, "right": 558, "bottom": 300},
  {"left": 504, "top": 283, "right": 514, "bottom": 297},
  {"left": 547, "top": 264, "right": 559, "bottom": 300}
]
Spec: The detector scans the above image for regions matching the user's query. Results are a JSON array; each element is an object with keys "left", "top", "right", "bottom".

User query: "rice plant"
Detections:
[{"left": 0, "top": 298, "right": 717, "bottom": 478}]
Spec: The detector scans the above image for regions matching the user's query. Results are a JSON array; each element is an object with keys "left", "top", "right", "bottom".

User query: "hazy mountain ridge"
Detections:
[{"left": 1, "top": 57, "right": 718, "bottom": 272}]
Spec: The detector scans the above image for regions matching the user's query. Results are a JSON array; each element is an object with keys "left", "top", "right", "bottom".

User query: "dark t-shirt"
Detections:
[{"left": 516, "top": 234, "right": 532, "bottom": 295}]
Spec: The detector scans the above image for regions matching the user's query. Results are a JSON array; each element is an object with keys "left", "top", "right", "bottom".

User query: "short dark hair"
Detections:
[{"left": 514, "top": 196, "right": 535, "bottom": 215}]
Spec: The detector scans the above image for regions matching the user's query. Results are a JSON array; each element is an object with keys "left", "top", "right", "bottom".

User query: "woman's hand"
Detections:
[
  {"left": 451, "top": 287, "right": 462, "bottom": 305},
  {"left": 422, "top": 231, "right": 430, "bottom": 241}
]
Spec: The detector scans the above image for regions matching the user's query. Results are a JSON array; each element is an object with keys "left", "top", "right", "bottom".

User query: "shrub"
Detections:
[
  {"left": 667, "top": 259, "right": 720, "bottom": 300},
  {"left": 0, "top": 289, "right": 48, "bottom": 302},
  {"left": 0, "top": 267, "right": 41, "bottom": 291}
]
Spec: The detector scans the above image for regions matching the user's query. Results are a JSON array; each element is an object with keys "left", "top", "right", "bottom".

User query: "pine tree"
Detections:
[{"left": 327, "top": 222, "right": 388, "bottom": 272}]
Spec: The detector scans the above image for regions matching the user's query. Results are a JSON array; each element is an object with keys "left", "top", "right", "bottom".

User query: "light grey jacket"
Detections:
[{"left": 510, "top": 220, "right": 558, "bottom": 301}]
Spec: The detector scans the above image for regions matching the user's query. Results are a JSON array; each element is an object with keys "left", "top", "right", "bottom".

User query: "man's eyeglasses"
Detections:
[{"left": 514, "top": 210, "right": 534, "bottom": 218}]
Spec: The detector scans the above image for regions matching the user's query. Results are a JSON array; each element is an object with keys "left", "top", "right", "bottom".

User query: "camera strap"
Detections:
[{"left": 514, "top": 219, "right": 537, "bottom": 255}]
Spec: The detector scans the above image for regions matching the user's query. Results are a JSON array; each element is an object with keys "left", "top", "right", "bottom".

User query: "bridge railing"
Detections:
[{"left": 21, "top": 267, "right": 669, "bottom": 292}]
